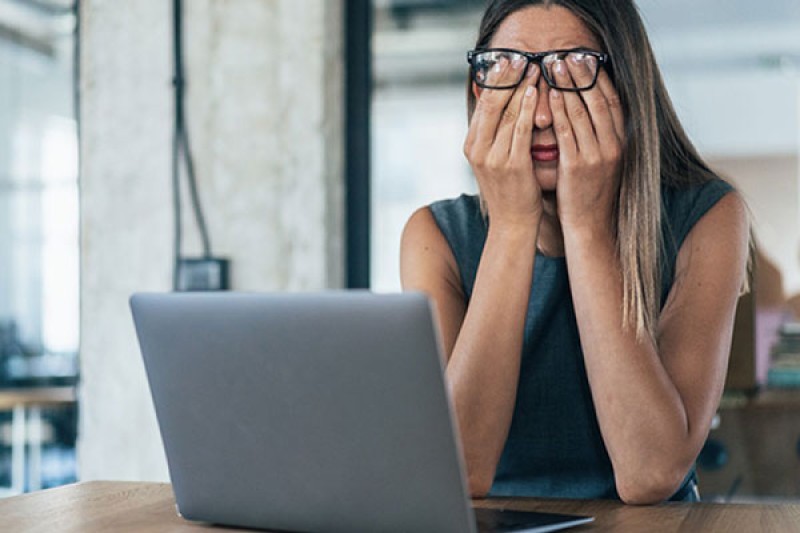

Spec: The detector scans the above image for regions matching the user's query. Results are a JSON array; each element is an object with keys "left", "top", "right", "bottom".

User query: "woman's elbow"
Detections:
[
  {"left": 467, "top": 472, "right": 494, "bottom": 499},
  {"left": 615, "top": 468, "right": 686, "bottom": 505}
]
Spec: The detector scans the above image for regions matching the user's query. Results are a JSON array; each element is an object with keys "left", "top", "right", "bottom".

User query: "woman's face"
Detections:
[{"left": 480, "top": 5, "right": 603, "bottom": 192}]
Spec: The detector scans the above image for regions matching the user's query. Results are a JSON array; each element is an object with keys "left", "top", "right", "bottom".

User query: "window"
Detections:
[{"left": 0, "top": 0, "right": 79, "bottom": 494}]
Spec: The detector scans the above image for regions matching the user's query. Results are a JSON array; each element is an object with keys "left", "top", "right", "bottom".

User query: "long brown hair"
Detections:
[{"left": 469, "top": 0, "right": 728, "bottom": 342}]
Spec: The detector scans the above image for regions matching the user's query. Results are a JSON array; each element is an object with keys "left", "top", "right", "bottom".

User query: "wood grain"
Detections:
[{"left": 0, "top": 481, "right": 798, "bottom": 532}]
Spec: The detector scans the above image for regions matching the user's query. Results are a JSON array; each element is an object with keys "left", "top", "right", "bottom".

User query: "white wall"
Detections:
[
  {"left": 710, "top": 155, "right": 800, "bottom": 294},
  {"left": 665, "top": 72, "right": 799, "bottom": 158},
  {"left": 79, "top": 0, "right": 344, "bottom": 481}
]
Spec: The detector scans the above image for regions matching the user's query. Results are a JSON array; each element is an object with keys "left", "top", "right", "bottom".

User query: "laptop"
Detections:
[{"left": 131, "top": 292, "right": 594, "bottom": 533}]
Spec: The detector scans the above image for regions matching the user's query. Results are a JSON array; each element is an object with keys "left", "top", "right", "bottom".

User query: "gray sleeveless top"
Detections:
[{"left": 429, "top": 179, "right": 733, "bottom": 502}]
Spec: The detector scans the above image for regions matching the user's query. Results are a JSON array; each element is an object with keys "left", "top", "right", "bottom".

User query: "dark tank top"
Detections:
[{"left": 428, "top": 179, "right": 734, "bottom": 501}]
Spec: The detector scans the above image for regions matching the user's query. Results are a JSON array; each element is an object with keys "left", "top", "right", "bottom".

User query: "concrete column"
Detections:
[{"left": 79, "top": 0, "right": 344, "bottom": 481}]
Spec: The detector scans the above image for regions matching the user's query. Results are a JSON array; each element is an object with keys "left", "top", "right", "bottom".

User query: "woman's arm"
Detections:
[
  {"left": 401, "top": 208, "right": 537, "bottom": 497},
  {"left": 549, "top": 58, "right": 751, "bottom": 504},
  {"left": 400, "top": 61, "right": 544, "bottom": 497},
  {"left": 563, "top": 192, "right": 748, "bottom": 505}
]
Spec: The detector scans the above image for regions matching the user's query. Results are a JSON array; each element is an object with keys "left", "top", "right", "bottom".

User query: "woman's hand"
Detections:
[
  {"left": 463, "top": 59, "right": 543, "bottom": 229},
  {"left": 549, "top": 56, "right": 625, "bottom": 236}
]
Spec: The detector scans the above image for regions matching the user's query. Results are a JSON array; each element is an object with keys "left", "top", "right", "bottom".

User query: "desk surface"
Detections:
[
  {"left": 0, "top": 481, "right": 799, "bottom": 532},
  {"left": 0, "top": 386, "right": 77, "bottom": 410}
]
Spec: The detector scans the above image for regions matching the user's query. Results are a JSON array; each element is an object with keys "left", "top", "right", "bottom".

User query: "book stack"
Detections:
[{"left": 767, "top": 322, "right": 800, "bottom": 388}]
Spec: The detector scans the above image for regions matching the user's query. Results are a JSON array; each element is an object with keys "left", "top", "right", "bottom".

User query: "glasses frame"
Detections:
[{"left": 466, "top": 47, "right": 610, "bottom": 92}]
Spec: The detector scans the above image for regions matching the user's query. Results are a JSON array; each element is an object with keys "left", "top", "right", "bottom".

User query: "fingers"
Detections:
[
  {"left": 565, "top": 55, "right": 619, "bottom": 147},
  {"left": 465, "top": 58, "right": 523, "bottom": 153},
  {"left": 551, "top": 59, "right": 597, "bottom": 155},
  {"left": 494, "top": 64, "right": 540, "bottom": 156},
  {"left": 509, "top": 69, "right": 540, "bottom": 162},
  {"left": 595, "top": 69, "right": 625, "bottom": 142},
  {"left": 549, "top": 87, "right": 577, "bottom": 161}
]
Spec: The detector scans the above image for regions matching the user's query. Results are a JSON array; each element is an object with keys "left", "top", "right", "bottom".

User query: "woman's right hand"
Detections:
[{"left": 463, "top": 59, "right": 543, "bottom": 229}]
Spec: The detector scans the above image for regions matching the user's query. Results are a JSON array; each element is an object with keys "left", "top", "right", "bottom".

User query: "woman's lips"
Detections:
[{"left": 531, "top": 144, "right": 559, "bottom": 162}]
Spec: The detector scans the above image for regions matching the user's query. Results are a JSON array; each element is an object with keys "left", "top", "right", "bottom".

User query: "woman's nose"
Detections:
[{"left": 534, "top": 78, "right": 553, "bottom": 130}]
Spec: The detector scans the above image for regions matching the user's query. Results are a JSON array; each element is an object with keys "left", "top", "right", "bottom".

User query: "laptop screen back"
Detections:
[{"left": 131, "top": 291, "right": 477, "bottom": 533}]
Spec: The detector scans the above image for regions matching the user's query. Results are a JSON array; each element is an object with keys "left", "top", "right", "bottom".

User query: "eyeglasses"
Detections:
[{"left": 467, "top": 48, "right": 610, "bottom": 92}]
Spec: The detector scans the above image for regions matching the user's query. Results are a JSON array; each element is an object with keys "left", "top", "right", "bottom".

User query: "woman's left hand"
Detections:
[{"left": 549, "top": 56, "right": 625, "bottom": 236}]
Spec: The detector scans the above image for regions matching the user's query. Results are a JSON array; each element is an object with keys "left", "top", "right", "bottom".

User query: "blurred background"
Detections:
[
  {"left": 0, "top": 0, "right": 798, "bottom": 503},
  {"left": 371, "top": 0, "right": 800, "bottom": 502},
  {"left": 0, "top": 0, "right": 78, "bottom": 496}
]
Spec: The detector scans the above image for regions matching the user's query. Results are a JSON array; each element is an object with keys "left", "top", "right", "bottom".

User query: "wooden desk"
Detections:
[
  {"left": 0, "top": 481, "right": 798, "bottom": 532},
  {"left": 0, "top": 387, "right": 77, "bottom": 496}
]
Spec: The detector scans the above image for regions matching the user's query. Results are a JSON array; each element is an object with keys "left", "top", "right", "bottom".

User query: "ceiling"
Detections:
[
  {"left": 373, "top": 0, "right": 800, "bottom": 85},
  {"left": 376, "top": 0, "right": 800, "bottom": 29}
]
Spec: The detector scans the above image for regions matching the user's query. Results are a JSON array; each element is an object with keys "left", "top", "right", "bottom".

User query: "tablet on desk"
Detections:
[{"left": 131, "top": 292, "right": 593, "bottom": 533}]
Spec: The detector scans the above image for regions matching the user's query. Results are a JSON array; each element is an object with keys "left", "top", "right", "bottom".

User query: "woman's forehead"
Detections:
[{"left": 490, "top": 5, "right": 602, "bottom": 52}]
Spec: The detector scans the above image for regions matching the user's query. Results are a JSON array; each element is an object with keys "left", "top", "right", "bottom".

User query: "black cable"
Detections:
[
  {"left": 172, "top": 0, "right": 213, "bottom": 289},
  {"left": 172, "top": 132, "right": 182, "bottom": 290},
  {"left": 179, "top": 114, "right": 211, "bottom": 257},
  {"left": 172, "top": 138, "right": 182, "bottom": 293},
  {"left": 175, "top": 0, "right": 211, "bottom": 258},
  {"left": 172, "top": 0, "right": 184, "bottom": 289}
]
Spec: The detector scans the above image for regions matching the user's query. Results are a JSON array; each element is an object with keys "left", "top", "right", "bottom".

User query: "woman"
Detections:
[{"left": 400, "top": 0, "right": 750, "bottom": 505}]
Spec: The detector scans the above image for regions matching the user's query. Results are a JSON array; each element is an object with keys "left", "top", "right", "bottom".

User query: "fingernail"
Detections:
[
  {"left": 494, "top": 61, "right": 502, "bottom": 73},
  {"left": 526, "top": 64, "right": 539, "bottom": 78},
  {"left": 511, "top": 57, "right": 524, "bottom": 70},
  {"left": 587, "top": 56, "right": 597, "bottom": 70},
  {"left": 550, "top": 89, "right": 561, "bottom": 99},
  {"left": 525, "top": 85, "right": 535, "bottom": 97},
  {"left": 554, "top": 60, "right": 565, "bottom": 75}
]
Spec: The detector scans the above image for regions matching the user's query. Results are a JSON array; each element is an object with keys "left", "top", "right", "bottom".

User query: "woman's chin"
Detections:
[{"left": 534, "top": 168, "right": 558, "bottom": 192}]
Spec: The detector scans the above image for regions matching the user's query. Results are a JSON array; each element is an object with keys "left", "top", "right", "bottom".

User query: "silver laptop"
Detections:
[{"left": 131, "top": 292, "right": 594, "bottom": 533}]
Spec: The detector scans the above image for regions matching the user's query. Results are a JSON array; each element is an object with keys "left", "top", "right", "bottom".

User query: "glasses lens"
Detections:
[
  {"left": 472, "top": 50, "right": 527, "bottom": 88},
  {"left": 542, "top": 51, "right": 599, "bottom": 90}
]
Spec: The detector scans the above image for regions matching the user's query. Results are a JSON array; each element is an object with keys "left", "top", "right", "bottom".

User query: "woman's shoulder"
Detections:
[
  {"left": 402, "top": 194, "right": 482, "bottom": 244},
  {"left": 402, "top": 194, "right": 486, "bottom": 298},
  {"left": 661, "top": 177, "right": 737, "bottom": 246},
  {"left": 429, "top": 193, "right": 482, "bottom": 219},
  {"left": 427, "top": 193, "right": 485, "bottom": 240},
  {"left": 661, "top": 177, "right": 734, "bottom": 205}
]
